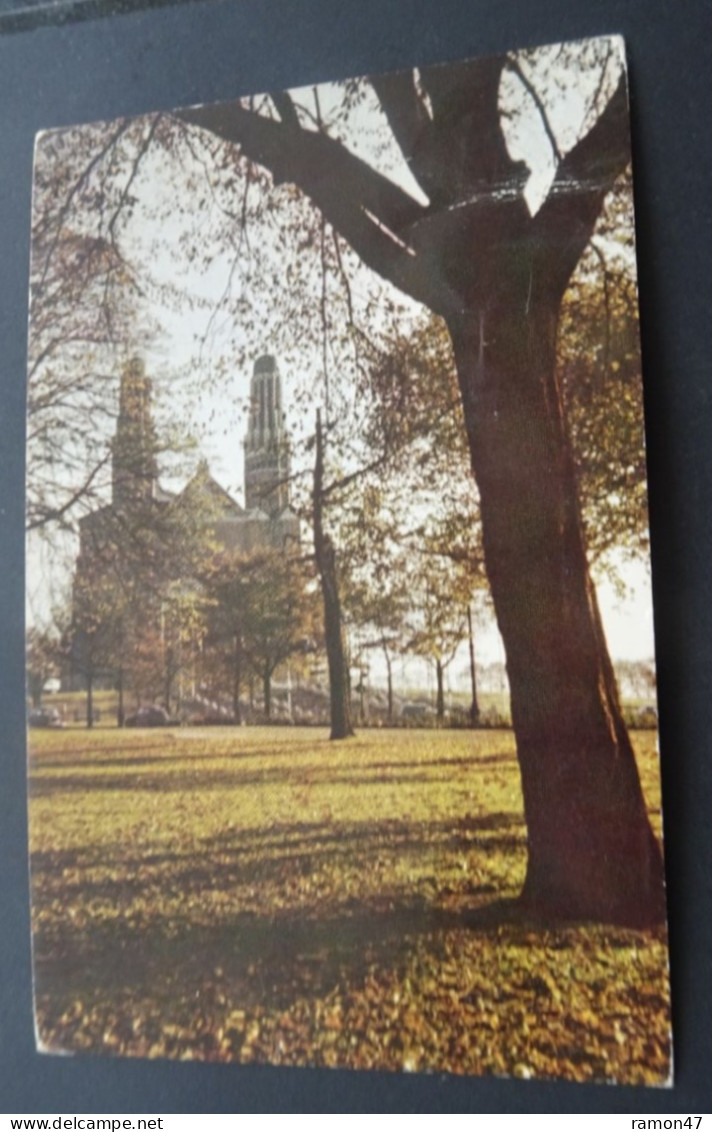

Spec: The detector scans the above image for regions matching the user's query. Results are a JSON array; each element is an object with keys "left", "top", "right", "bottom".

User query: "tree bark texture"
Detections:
[{"left": 449, "top": 292, "right": 664, "bottom": 925}]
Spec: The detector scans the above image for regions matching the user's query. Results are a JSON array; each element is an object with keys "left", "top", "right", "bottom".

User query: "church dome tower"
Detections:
[
  {"left": 244, "top": 355, "right": 290, "bottom": 515},
  {"left": 111, "top": 356, "right": 157, "bottom": 510}
]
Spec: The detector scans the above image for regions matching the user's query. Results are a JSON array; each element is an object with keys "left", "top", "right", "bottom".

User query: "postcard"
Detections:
[{"left": 26, "top": 33, "right": 671, "bottom": 1083}]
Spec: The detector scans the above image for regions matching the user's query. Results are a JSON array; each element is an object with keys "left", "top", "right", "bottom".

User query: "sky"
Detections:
[{"left": 26, "top": 35, "right": 658, "bottom": 670}]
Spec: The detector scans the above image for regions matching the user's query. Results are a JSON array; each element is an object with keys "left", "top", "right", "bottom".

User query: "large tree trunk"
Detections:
[
  {"left": 448, "top": 295, "right": 665, "bottom": 926},
  {"left": 313, "top": 411, "right": 354, "bottom": 740}
]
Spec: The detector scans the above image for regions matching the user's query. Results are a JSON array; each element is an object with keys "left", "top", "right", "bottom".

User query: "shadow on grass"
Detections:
[
  {"left": 29, "top": 749, "right": 518, "bottom": 798},
  {"left": 33, "top": 882, "right": 530, "bottom": 1020},
  {"left": 31, "top": 811, "right": 527, "bottom": 906},
  {"left": 34, "top": 748, "right": 519, "bottom": 774},
  {"left": 31, "top": 808, "right": 529, "bottom": 1021}
]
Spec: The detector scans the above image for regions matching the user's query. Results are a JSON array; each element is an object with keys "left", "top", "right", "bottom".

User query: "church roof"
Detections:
[{"left": 177, "top": 462, "right": 244, "bottom": 518}]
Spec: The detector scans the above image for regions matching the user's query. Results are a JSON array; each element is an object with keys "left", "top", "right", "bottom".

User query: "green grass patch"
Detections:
[{"left": 28, "top": 726, "right": 670, "bottom": 1082}]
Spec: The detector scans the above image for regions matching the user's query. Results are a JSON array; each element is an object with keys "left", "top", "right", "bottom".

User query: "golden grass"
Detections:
[{"left": 28, "top": 725, "right": 670, "bottom": 1083}]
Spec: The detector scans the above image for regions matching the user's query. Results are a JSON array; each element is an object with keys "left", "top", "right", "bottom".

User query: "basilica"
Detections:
[
  {"left": 76, "top": 352, "right": 299, "bottom": 568},
  {"left": 69, "top": 354, "right": 299, "bottom": 695}
]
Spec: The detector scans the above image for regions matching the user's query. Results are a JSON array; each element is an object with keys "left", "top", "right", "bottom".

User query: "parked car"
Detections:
[
  {"left": 28, "top": 706, "right": 63, "bottom": 728},
  {"left": 74, "top": 707, "right": 101, "bottom": 723},
  {"left": 399, "top": 702, "right": 436, "bottom": 726},
  {"left": 125, "top": 705, "right": 177, "bottom": 727}
]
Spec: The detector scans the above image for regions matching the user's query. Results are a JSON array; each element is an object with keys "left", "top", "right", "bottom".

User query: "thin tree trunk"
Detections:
[
  {"left": 164, "top": 645, "right": 173, "bottom": 715},
  {"left": 313, "top": 410, "right": 354, "bottom": 740},
  {"left": 117, "top": 667, "right": 124, "bottom": 728},
  {"left": 232, "top": 633, "right": 242, "bottom": 724},
  {"left": 358, "top": 667, "right": 367, "bottom": 723},
  {"left": 86, "top": 671, "right": 94, "bottom": 730},
  {"left": 435, "top": 658, "right": 445, "bottom": 725},
  {"left": 448, "top": 296, "right": 665, "bottom": 926},
  {"left": 382, "top": 637, "right": 393, "bottom": 723},
  {"left": 263, "top": 667, "right": 271, "bottom": 721},
  {"left": 467, "top": 605, "right": 480, "bottom": 727}
]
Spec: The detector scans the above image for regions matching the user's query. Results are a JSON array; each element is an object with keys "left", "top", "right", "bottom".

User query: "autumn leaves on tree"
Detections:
[
  {"left": 177, "top": 43, "right": 664, "bottom": 925},
  {"left": 28, "top": 38, "right": 665, "bottom": 928}
]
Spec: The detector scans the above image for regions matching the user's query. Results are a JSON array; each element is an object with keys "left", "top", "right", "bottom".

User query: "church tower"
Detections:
[
  {"left": 244, "top": 355, "right": 290, "bottom": 515},
  {"left": 111, "top": 356, "right": 158, "bottom": 510}
]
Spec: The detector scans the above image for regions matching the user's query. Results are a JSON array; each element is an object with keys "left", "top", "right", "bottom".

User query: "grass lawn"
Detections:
[{"left": 28, "top": 725, "right": 670, "bottom": 1083}]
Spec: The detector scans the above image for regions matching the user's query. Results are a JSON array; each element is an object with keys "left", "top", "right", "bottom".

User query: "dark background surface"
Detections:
[{"left": 1, "top": 0, "right": 711, "bottom": 1113}]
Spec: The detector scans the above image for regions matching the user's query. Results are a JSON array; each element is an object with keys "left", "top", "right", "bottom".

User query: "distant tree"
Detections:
[
  {"left": 343, "top": 316, "right": 488, "bottom": 727},
  {"left": 202, "top": 549, "right": 263, "bottom": 723},
  {"left": 615, "top": 659, "right": 656, "bottom": 703},
  {"left": 67, "top": 360, "right": 209, "bottom": 723},
  {"left": 559, "top": 222, "right": 650, "bottom": 573},
  {"left": 158, "top": 582, "right": 209, "bottom": 715},
  {"left": 403, "top": 554, "right": 470, "bottom": 724},
  {"left": 28, "top": 124, "right": 147, "bottom": 534},
  {"left": 344, "top": 565, "right": 409, "bottom": 725},
  {"left": 69, "top": 554, "right": 124, "bottom": 727},
  {"left": 27, "top": 120, "right": 198, "bottom": 540},
  {"left": 240, "top": 547, "right": 314, "bottom": 722},
  {"left": 26, "top": 628, "right": 60, "bottom": 709}
]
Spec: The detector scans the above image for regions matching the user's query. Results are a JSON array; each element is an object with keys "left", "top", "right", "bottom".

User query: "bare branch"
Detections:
[
  {"left": 36, "top": 119, "right": 132, "bottom": 291},
  {"left": 26, "top": 452, "right": 111, "bottom": 533},
  {"left": 106, "top": 115, "right": 163, "bottom": 247}
]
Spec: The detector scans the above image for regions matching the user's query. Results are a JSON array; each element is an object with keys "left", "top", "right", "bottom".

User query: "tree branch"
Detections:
[
  {"left": 505, "top": 56, "right": 562, "bottom": 165},
  {"left": 370, "top": 71, "right": 436, "bottom": 201},
  {"left": 36, "top": 120, "right": 132, "bottom": 291},
  {"left": 175, "top": 102, "right": 445, "bottom": 311},
  {"left": 26, "top": 452, "right": 110, "bottom": 533},
  {"left": 269, "top": 90, "right": 300, "bottom": 130},
  {"left": 533, "top": 73, "right": 631, "bottom": 290},
  {"left": 106, "top": 115, "right": 162, "bottom": 247}
]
